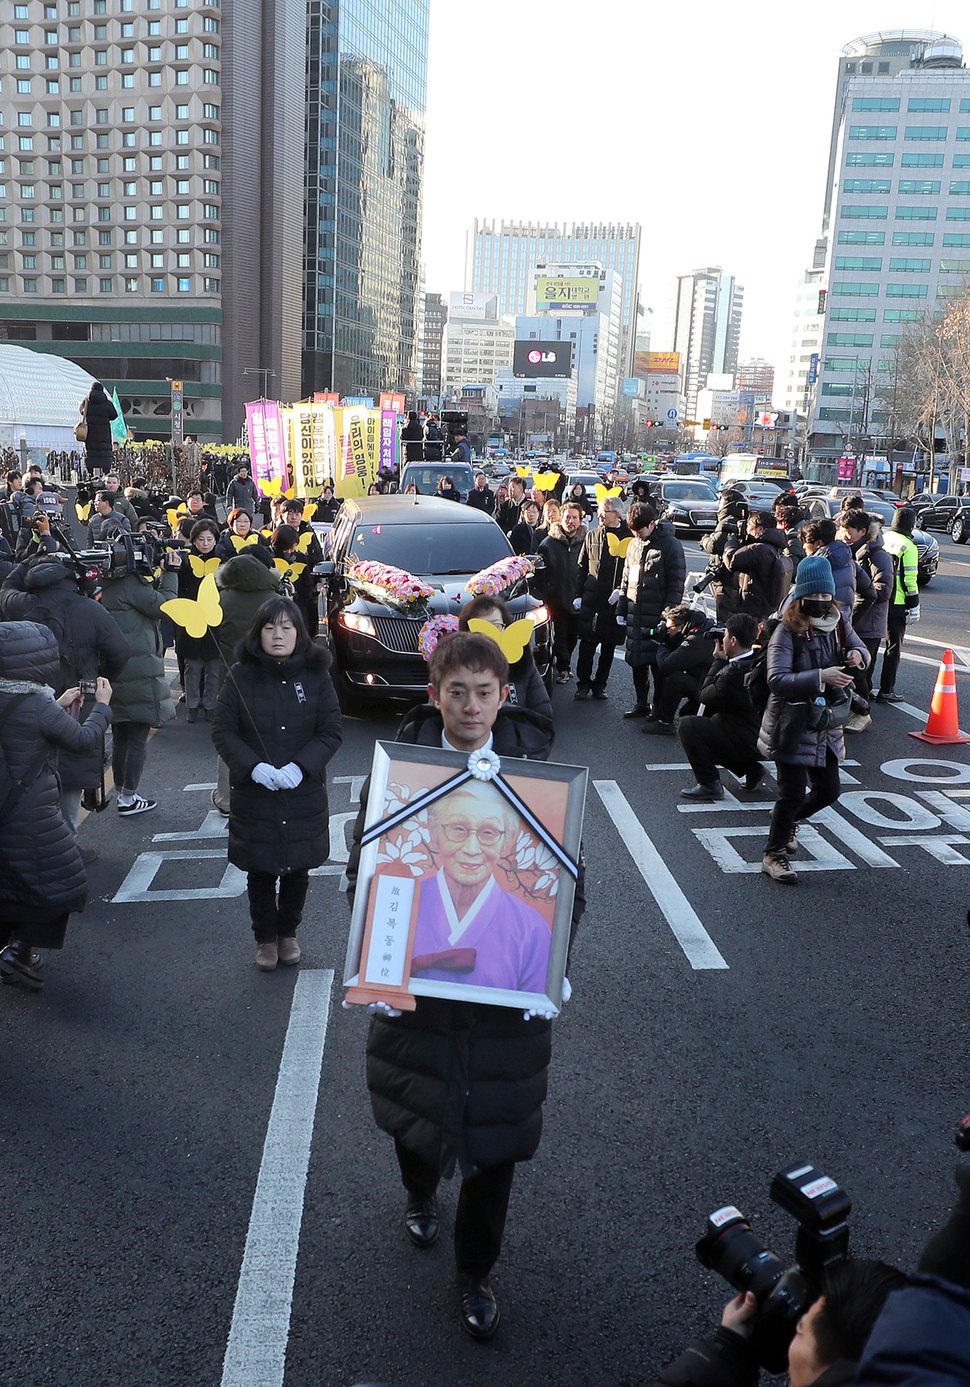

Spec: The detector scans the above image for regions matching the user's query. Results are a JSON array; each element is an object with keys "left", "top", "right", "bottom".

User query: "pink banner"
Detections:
[
  {"left": 380, "top": 409, "right": 398, "bottom": 473},
  {"left": 246, "top": 400, "right": 288, "bottom": 491}
]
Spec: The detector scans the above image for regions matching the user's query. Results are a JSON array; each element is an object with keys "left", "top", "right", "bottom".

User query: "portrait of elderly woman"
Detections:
[{"left": 409, "top": 781, "right": 552, "bottom": 994}]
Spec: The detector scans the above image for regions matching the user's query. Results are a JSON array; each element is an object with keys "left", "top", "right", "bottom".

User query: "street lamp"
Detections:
[{"left": 242, "top": 366, "right": 276, "bottom": 401}]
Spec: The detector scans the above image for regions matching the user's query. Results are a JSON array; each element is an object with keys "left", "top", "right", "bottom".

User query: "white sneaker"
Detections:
[
  {"left": 845, "top": 712, "right": 871, "bottom": 732},
  {"left": 118, "top": 794, "right": 157, "bottom": 816}
]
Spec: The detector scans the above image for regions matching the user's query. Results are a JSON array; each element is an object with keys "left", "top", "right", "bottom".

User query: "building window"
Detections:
[
  {"left": 892, "top": 231, "right": 934, "bottom": 245},
  {"left": 897, "top": 180, "right": 941, "bottom": 195},
  {"left": 885, "top": 283, "right": 928, "bottom": 297},
  {"left": 177, "top": 277, "right": 191, "bottom": 292},
  {"left": 175, "top": 71, "right": 189, "bottom": 86},
  {"left": 124, "top": 230, "right": 137, "bottom": 244},
  {"left": 942, "top": 232, "right": 970, "bottom": 245},
  {"left": 99, "top": 277, "right": 112, "bottom": 293},
  {"left": 950, "top": 181, "right": 970, "bottom": 195},
  {"left": 150, "top": 229, "right": 163, "bottom": 244},
  {"left": 940, "top": 258, "right": 970, "bottom": 273},
  {"left": 852, "top": 97, "right": 899, "bottom": 112},
  {"left": 150, "top": 254, "right": 163, "bottom": 268},
  {"left": 896, "top": 205, "right": 938, "bottom": 220},
  {"left": 842, "top": 179, "right": 890, "bottom": 193},
  {"left": 828, "top": 333, "right": 874, "bottom": 347},
  {"left": 831, "top": 281, "right": 880, "bottom": 296},
  {"left": 888, "top": 257, "right": 931, "bottom": 272},
  {"left": 908, "top": 97, "right": 951, "bottom": 112},
  {"left": 22, "top": 278, "right": 37, "bottom": 293},
  {"left": 848, "top": 125, "right": 897, "bottom": 140},
  {"left": 901, "top": 153, "right": 944, "bottom": 168},
  {"left": 149, "top": 107, "right": 162, "bottom": 121},
  {"left": 124, "top": 276, "right": 138, "bottom": 292},
  {"left": 834, "top": 256, "right": 882, "bottom": 271},
  {"left": 884, "top": 309, "right": 922, "bottom": 322},
  {"left": 51, "top": 277, "right": 65, "bottom": 293},
  {"left": 150, "top": 277, "right": 164, "bottom": 292},
  {"left": 904, "top": 126, "right": 947, "bottom": 141},
  {"left": 828, "top": 307, "right": 877, "bottom": 321},
  {"left": 178, "top": 229, "right": 192, "bottom": 243},
  {"left": 177, "top": 252, "right": 190, "bottom": 268},
  {"left": 150, "top": 206, "right": 164, "bottom": 221}
]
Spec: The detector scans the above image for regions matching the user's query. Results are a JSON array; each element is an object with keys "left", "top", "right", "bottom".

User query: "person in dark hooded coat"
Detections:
[
  {"left": 0, "top": 554, "right": 129, "bottom": 837},
  {"left": 80, "top": 381, "right": 118, "bottom": 476},
  {"left": 211, "top": 596, "right": 342, "bottom": 971},
  {"left": 616, "top": 501, "right": 686, "bottom": 717},
  {"left": 0, "top": 622, "right": 112, "bottom": 988},
  {"left": 723, "top": 509, "right": 793, "bottom": 621}
]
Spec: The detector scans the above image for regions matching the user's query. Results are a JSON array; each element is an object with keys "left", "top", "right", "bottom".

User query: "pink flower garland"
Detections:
[
  {"left": 417, "top": 613, "right": 460, "bottom": 661},
  {"left": 465, "top": 555, "right": 536, "bottom": 597},
  {"left": 348, "top": 560, "right": 434, "bottom": 606}
]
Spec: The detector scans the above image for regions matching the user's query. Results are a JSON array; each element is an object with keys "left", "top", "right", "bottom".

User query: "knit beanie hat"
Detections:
[{"left": 792, "top": 553, "right": 835, "bottom": 601}]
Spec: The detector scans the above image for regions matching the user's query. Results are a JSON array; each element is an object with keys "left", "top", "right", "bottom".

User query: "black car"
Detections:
[
  {"left": 654, "top": 477, "right": 721, "bottom": 533},
  {"left": 315, "top": 495, "right": 553, "bottom": 702},
  {"left": 910, "top": 491, "right": 970, "bottom": 542},
  {"left": 805, "top": 496, "right": 940, "bottom": 584}
]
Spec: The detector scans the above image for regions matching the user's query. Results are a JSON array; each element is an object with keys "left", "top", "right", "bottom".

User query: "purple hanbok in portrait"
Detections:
[{"left": 410, "top": 871, "right": 551, "bottom": 993}]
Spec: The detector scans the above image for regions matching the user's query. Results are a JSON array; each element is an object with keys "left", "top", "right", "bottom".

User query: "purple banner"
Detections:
[
  {"left": 380, "top": 408, "right": 398, "bottom": 474},
  {"left": 246, "top": 400, "right": 288, "bottom": 490}
]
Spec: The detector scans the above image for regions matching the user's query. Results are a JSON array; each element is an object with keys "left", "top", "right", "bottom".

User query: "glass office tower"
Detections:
[{"left": 303, "top": 0, "right": 429, "bottom": 399}]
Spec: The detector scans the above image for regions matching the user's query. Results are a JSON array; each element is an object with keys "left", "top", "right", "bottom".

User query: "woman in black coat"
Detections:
[
  {"left": 211, "top": 596, "right": 342, "bottom": 971},
  {"left": 401, "top": 411, "right": 425, "bottom": 463},
  {"left": 0, "top": 622, "right": 112, "bottom": 988},
  {"left": 81, "top": 381, "right": 117, "bottom": 476}
]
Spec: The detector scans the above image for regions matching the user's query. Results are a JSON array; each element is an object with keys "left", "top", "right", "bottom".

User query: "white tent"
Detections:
[{"left": 0, "top": 343, "right": 97, "bottom": 452}]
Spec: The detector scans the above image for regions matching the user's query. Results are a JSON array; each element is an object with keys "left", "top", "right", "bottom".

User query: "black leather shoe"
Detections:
[
  {"left": 574, "top": 684, "right": 591, "bottom": 700},
  {"left": 458, "top": 1275, "right": 500, "bottom": 1341},
  {"left": 744, "top": 764, "right": 765, "bottom": 792},
  {"left": 642, "top": 720, "right": 675, "bottom": 736},
  {"left": 404, "top": 1194, "right": 439, "bottom": 1249},
  {"left": 623, "top": 705, "right": 649, "bottom": 719},
  {"left": 680, "top": 782, "right": 725, "bottom": 801},
  {"left": 591, "top": 686, "right": 608, "bottom": 700},
  {"left": 875, "top": 690, "right": 904, "bottom": 704}
]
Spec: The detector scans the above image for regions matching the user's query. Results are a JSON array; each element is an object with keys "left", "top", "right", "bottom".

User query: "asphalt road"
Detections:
[{"left": 2, "top": 532, "right": 969, "bottom": 1387}]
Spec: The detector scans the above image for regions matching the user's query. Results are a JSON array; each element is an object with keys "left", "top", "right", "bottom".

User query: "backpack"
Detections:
[{"left": 743, "top": 615, "right": 781, "bottom": 718}]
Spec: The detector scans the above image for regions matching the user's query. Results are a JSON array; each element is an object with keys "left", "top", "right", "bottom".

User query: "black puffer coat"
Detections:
[
  {"left": 0, "top": 559, "right": 129, "bottom": 787},
  {"left": 211, "top": 642, "right": 342, "bottom": 876},
  {"left": 575, "top": 519, "right": 631, "bottom": 641},
  {"left": 538, "top": 525, "right": 585, "bottom": 613},
  {"left": 851, "top": 523, "right": 894, "bottom": 642},
  {"left": 616, "top": 521, "right": 686, "bottom": 668},
  {"left": 350, "top": 703, "right": 584, "bottom": 1179},
  {"left": 724, "top": 526, "right": 792, "bottom": 620},
  {"left": 655, "top": 611, "right": 716, "bottom": 681},
  {"left": 0, "top": 622, "right": 111, "bottom": 911},
  {"left": 82, "top": 383, "right": 117, "bottom": 474}
]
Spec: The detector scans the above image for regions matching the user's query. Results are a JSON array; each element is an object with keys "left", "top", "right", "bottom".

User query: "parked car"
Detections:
[
  {"left": 909, "top": 492, "right": 970, "bottom": 533},
  {"left": 315, "top": 495, "right": 552, "bottom": 703},
  {"left": 400, "top": 461, "right": 475, "bottom": 500},
  {"left": 805, "top": 496, "right": 940, "bottom": 584},
  {"left": 654, "top": 477, "right": 720, "bottom": 533}
]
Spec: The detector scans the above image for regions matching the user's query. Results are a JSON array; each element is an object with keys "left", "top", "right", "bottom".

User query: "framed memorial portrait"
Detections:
[{"left": 344, "top": 742, "right": 587, "bottom": 1015}]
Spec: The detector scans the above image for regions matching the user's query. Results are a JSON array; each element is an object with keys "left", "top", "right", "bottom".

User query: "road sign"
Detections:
[
  {"left": 666, "top": 408, "right": 678, "bottom": 420},
  {"left": 170, "top": 378, "right": 184, "bottom": 447}
]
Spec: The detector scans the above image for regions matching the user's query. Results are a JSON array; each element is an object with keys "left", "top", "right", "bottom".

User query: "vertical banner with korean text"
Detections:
[
  {"left": 333, "top": 406, "right": 374, "bottom": 498},
  {"left": 379, "top": 409, "right": 399, "bottom": 475},
  {"left": 246, "top": 400, "right": 290, "bottom": 491}
]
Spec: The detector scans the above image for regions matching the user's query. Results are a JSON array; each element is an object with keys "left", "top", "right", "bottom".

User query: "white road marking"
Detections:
[
  {"left": 221, "top": 969, "right": 334, "bottom": 1387},
  {"left": 112, "top": 850, "right": 245, "bottom": 903},
  {"left": 693, "top": 823, "right": 854, "bottom": 873},
  {"left": 593, "top": 779, "right": 728, "bottom": 971},
  {"left": 184, "top": 782, "right": 217, "bottom": 791},
  {"left": 152, "top": 810, "right": 228, "bottom": 842}
]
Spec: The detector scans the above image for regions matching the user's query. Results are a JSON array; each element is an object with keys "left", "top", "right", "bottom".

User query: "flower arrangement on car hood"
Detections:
[
  {"left": 465, "top": 555, "right": 536, "bottom": 597},
  {"left": 347, "top": 560, "right": 434, "bottom": 610}
]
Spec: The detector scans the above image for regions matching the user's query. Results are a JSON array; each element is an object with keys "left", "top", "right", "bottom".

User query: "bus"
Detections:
[{"left": 717, "top": 454, "right": 794, "bottom": 486}]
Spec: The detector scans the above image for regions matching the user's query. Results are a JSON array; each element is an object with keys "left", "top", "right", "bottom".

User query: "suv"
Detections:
[
  {"left": 400, "top": 461, "right": 476, "bottom": 500},
  {"left": 316, "top": 495, "right": 552, "bottom": 702},
  {"left": 654, "top": 477, "right": 720, "bottom": 533}
]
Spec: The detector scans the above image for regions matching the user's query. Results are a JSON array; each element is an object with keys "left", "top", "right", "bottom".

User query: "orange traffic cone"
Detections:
[{"left": 909, "top": 648, "right": 970, "bottom": 745}]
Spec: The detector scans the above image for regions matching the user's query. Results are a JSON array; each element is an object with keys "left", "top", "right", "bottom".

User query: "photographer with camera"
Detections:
[
  {"left": 723, "top": 510, "right": 794, "bottom": 622},
  {"left": 643, "top": 604, "right": 717, "bottom": 736},
  {"left": 756, "top": 555, "right": 867, "bottom": 885},
  {"left": 0, "top": 553, "right": 129, "bottom": 853},
  {"left": 99, "top": 537, "right": 181, "bottom": 816},
  {"left": 677, "top": 613, "right": 763, "bottom": 800},
  {"left": 14, "top": 482, "right": 61, "bottom": 562},
  {"left": 697, "top": 491, "right": 746, "bottom": 622},
  {"left": 653, "top": 1164, "right": 905, "bottom": 1387}
]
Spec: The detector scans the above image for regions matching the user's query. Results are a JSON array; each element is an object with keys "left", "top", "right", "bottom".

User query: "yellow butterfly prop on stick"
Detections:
[
  {"left": 606, "top": 533, "right": 632, "bottom": 559},
  {"left": 467, "top": 617, "right": 535, "bottom": 665},
  {"left": 532, "top": 470, "right": 559, "bottom": 493},
  {"left": 595, "top": 484, "right": 622, "bottom": 505},
  {"left": 230, "top": 533, "right": 260, "bottom": 553},
  {"left": 274, "top": 558, "right": 308, "bottom": 581},
  {"left": 187, "top": 553, "right": 221, "bottom": 579},
  {"left": 515, "top": 465, "right": 533, "bottom": 479},
  {"left": 261, "top": 475, "right": 296, "bottom": 501},
  {"left": 161, "top": 572, "right": 223, "bottom": 639},
  {"left": 75, "top": 501, "right": 93, "bottom": 524}
]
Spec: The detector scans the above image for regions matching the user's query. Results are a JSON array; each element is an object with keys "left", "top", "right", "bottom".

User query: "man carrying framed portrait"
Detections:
[{"left": 346, "top": 632, "right": 585, "bottom": 1342}]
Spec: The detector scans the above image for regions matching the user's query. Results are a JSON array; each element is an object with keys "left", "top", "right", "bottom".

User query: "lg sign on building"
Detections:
[{"left": 512, "top": 340, "right": 574, "bottom": 379}]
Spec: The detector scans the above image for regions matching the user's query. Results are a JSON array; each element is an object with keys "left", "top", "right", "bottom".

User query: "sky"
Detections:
[{"left": 419, "top": 0, "right": 967, "bottom": 395}]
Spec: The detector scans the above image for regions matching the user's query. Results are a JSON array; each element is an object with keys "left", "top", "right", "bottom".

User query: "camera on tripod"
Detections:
[{"left": 696, "top": 1162, "right": 851, "bottom": 1372}]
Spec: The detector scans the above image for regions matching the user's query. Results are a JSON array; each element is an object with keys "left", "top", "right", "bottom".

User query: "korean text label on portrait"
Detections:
[{"left": 362, "top": 875, "right": 416, "bottom": 989}]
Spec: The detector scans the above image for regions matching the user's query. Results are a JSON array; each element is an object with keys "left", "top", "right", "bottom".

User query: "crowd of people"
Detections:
[{"left": 0, "top": 448, "right": 962, "bottom": 1371}]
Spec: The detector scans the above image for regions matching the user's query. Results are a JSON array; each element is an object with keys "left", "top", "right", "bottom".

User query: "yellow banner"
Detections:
[
  {"left": 535, "top": 276, "right": 598, "bottom": 305},
  {"left": 334, "top": 407, "right": 379, "bottom": 497}
]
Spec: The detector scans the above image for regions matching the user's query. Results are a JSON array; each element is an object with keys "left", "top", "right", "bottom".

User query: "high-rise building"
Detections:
[
  {"left": 809, "top": 33, "right": 969, "bottom": 463},
  {"left": 737, "top": 357, "right": 776, "bottom": 400},
  {"left": 418, "top": 291, "right": 446, "bottom": 400},
  {"left": 781, "top": 267, "right": 826, "bottom": 415},
  {"left": 0, "top": 0, "right": 307, "bottom": 442},
  {"left": 443, "top": 292, "right": 514, "bottom": 396},
  {"left": 464, "top": 220, "right": 641, "bottom": 371},
  {"left": 303, "top": 1, "right": 429, "bottom": 402},
  {"left": 672, "top": 267, "right": 744, "bottom": 419}
]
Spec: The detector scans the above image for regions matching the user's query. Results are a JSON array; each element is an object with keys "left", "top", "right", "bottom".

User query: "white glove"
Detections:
[
  {"left": 615, "top": 615, "right": 627, "bottom": 627},
  {"left": 572, "top": 597, "right": 582, "bottom": 611},
  {"left": 905, "top": 605, "right": 921, "bottom": 625},
  {"left": 252, "top": 762, "right": 281, "bottom": 790},
  {"left": 523, "top": 978, "right": 570, "bottom": 1022},
  {"left": 276, "top": 761, "right": 303, "bottom": 789},
  {"left": 340, "top": 999, "right": 403, "bottom": 1018},
  {"left": 608, "top": 588, "right": 621, "bottom": 606}
]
